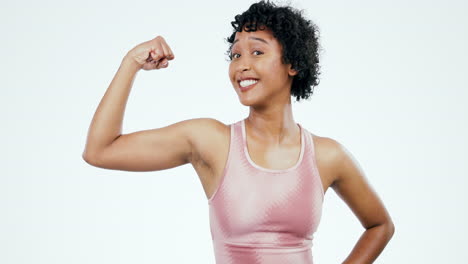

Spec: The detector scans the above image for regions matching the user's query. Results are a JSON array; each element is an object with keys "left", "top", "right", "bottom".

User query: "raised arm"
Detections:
[{"left": 82, "top": 36, "right": 194, "bottom": 171}]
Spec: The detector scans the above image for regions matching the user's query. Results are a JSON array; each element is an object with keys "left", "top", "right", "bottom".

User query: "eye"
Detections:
[
  {"left": 229, "top": 50, "right": 263, "bottom": 60},
  {"left": 253, "top": 50, "right": 263, "bottom": 56}
]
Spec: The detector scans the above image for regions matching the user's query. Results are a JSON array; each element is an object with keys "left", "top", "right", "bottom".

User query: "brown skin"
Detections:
[{"left": 83, "top": 31, "right": 394, "bottom": 264}]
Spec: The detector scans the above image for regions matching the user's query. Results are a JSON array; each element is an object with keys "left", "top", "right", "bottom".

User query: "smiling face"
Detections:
[{"left": 228, "top": 26, "right": 297, "bottom": 107}]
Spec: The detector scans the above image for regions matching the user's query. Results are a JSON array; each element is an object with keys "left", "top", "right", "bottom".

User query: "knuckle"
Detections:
[{"left": 154, "top": 50, "right": 163, "bottom": 58}]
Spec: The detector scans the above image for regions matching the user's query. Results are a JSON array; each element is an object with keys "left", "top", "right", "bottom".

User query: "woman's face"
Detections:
[{"left": 228, "top": 26, "right": 297, "bottom": 107}]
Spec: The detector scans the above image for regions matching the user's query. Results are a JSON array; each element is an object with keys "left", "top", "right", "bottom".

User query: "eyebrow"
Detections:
[{"left": 231, "top": 37, "right": 269, "bottom": 49}]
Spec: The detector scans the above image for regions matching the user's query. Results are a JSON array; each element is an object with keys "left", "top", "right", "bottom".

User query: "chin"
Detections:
[
  {"left": 237, "top": 94, "right": 254, "bottom": 106},
  {"left": 237, "top": 94, "right": 267, "bottom": 108},
  {"left": 237, "top": 96, "right": 252, "bottom": 106},
  {"left": 234, "top": 85, "right": 268, "bottom": 107}
]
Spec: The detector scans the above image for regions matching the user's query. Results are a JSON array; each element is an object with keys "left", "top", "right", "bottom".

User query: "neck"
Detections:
[{"left": 245, "top": 102, "right": 299, "bottom": 144}]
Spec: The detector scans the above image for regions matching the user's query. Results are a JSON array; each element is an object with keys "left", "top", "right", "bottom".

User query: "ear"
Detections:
[{"left": 288, "top": 65, "right": 298, "bottom": 77}]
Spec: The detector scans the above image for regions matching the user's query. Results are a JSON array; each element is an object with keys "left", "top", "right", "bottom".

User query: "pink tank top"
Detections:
[{"left": 208, "top": 119, "right": 325, "bottom": 264}]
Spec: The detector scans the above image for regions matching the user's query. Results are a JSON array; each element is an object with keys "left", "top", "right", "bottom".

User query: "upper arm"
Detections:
[
  {"left": 328, "top": 139, "right": 394, "bottom": 229},
  {"left": 84, "top": 118, "right": 211, "bottom": 172}
]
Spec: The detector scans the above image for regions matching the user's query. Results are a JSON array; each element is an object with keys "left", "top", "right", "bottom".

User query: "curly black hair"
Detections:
[{"left": 226, "top": 0, "right": 322, "bottom": 102}]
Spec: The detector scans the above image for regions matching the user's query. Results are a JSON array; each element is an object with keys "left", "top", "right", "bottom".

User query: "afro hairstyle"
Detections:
[{"left": 226, "top": 0, "right": 322, "bottom": 102}]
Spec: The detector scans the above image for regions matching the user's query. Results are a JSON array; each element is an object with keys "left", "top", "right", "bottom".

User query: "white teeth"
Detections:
[{"left": 239, "top": 79, "right": 258, "bottom": 88}]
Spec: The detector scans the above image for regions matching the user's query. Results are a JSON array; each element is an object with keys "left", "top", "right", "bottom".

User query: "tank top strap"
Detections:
[
  {"left": 230, "top": 120, "right": 245, "bottom": 157},
  {"left": 303, "top": 129, "right": 325, "bottom": 200}
]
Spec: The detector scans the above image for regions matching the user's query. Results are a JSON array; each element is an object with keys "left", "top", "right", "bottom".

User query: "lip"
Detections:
[
  {"left": 237, "top": 77, "right": 259, "bottom": 82},
  {"left": 239, "top": 80, "right": 258, "bottom": 92}
]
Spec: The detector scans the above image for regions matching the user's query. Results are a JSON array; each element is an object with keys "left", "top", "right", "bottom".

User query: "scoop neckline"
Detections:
[{"left": 241, "top": 119, "right": 305, "bottom": 173}]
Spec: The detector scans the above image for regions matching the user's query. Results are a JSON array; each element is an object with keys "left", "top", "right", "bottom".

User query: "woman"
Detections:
[{"left": 82, "top": 1, "right": 394, "bottom": 263}]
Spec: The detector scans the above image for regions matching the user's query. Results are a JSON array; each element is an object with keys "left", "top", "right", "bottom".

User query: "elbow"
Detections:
[
  {"left": 383, "top": 219, "right": 395, "bottom": 240},
  {"left": 82, "top": 151, "right": 100, "bottom": 166},
  {"left": 367, "top": 219, "right": 395, "bottom": 240},
  {"left": 388, "top": 221, "right": 395, "bottom": 237},
  {"left": 82, "top": 152, "right": 93, "bottom": 165}
]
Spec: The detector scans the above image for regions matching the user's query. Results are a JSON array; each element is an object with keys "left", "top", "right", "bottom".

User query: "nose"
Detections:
[{"left": 235, "top": 56, "right": 251, "bottom": 72}]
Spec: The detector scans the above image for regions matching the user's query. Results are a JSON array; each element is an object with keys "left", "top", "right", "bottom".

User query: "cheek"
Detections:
[
  {"left": 265, "top": 60, "right": 283, "bottom": 79},
  {"left": 228, "top": 64, "right": 235, "bottom": 82}
]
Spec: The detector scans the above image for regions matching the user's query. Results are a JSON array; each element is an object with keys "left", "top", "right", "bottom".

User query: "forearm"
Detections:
[
  {"left": 83, "top": 55, "right": 141, "bottom": 158},
  {"left": 342, "top": 223, "right": 394, "bottom": 264}
]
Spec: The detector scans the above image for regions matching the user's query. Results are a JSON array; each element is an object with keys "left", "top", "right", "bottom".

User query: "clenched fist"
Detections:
[{"left": 125, "top": 36, "right": 175, "bottom": 71}]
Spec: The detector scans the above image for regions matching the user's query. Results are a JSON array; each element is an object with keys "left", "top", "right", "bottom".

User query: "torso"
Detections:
[{"left": 189, "top": 119, "right": 337, "bottom": 200}]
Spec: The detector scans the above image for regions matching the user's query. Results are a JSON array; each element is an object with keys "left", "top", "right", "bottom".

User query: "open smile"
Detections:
[{"left": 239, "top": 79, "right": 258, "bottom": 92}]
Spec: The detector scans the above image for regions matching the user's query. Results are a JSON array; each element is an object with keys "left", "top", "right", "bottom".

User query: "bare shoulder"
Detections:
[
  {"left": 310, "top": 133, "right": 349, "bottom": 191},
  {"left": 311, "top": 134, "right": 344, "bottom": 164},
  {"left": 183, "top": 117, "right": 229, "bottom": 134},
  {"left": 184, "top": 117, "right": 230, "bottom": 142},
  {"left": 312, "top": 133, "right": 370, "bottom": 191},
  {"left": 185, "top": 117, "right": 230, "bottom": 166}
]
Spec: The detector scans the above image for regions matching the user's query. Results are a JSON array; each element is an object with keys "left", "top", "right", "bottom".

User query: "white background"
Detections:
[{"left": 1, "top": 0, "right": 467, "bottom": 263}]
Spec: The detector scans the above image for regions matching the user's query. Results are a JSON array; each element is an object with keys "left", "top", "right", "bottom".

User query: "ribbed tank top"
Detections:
[{"left": 208, "top": 119, "right": 325, "bottom": 264}]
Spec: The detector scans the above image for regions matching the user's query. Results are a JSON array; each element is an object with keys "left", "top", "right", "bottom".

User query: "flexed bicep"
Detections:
[{"left": 85, "top": 119, "right": 194, "bottom": 172}]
